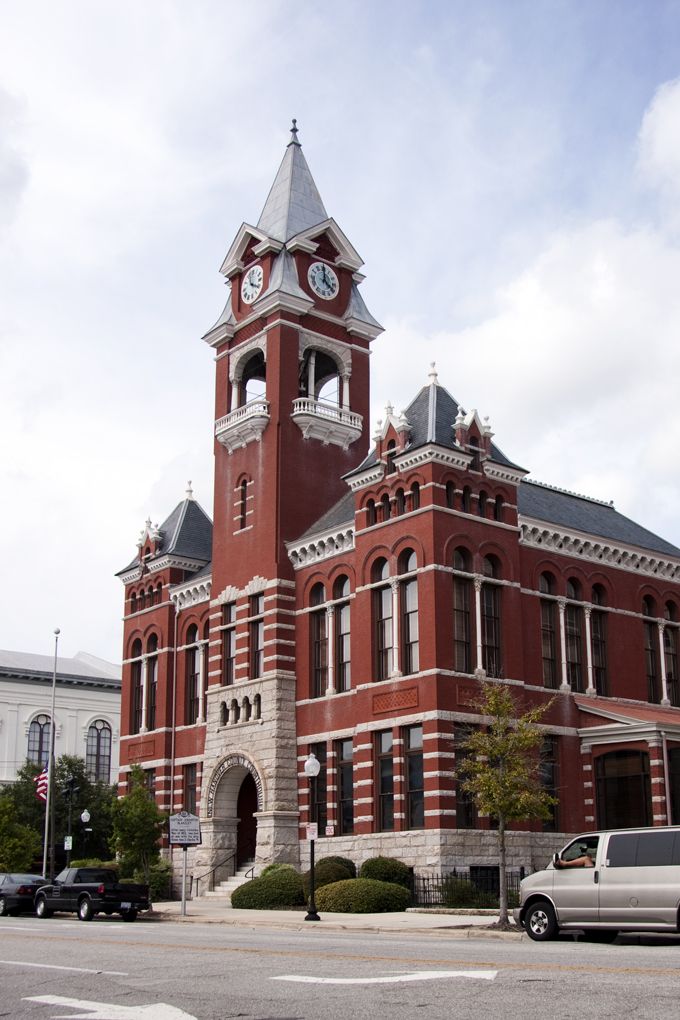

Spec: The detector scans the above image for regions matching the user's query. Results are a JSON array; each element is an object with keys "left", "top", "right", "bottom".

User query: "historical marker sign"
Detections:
[{"left": 168, "top": 811, "right": 201, "bottom": 846}]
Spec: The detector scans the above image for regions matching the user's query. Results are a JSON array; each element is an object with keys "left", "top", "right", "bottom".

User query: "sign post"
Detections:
[{"left": 168, "top": 811, "right": 202, "bottom": 916}]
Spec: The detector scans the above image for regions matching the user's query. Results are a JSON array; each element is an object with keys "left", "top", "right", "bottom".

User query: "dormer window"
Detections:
[
  {"left": 386, "top": 440, "right": 397, "bottom": 475},
  {"left": 469, "top": 436, "right": 481, "bottom": 472}
]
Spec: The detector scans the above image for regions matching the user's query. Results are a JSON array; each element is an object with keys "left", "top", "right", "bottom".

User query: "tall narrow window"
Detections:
[
  {"left": 643, "top": 597, "right": 660, "bottom": 702},
  {"left": 239, "top": 479, "right": 248, "bottom": 530},
  {"left": 395, "top": 488, "right": 405, "bottom": 515},
  {"left": 468, "top": 436, "right": 481, "bottom": 471},
  {"left": 540, "top": 736, "right": 559, "bottom": 832},
  {"left": 385, "top": 439, "right": 397, "bottom": 474},
  {"left": 146, "top": 634, "right": 158, "bottom": 731},
  {"left": 478, "top": 491, "right": 488, "bottom": 518},
  {"left": 221, "top": 603, "right": 236, "bottom": 686},
  {"left": 86, "top": 720, "right": 112, "bottom": 782},
  {"left": 366, "top": 499, "right": 376, "bottom": 526},
  {"left": 445, "top": 480, "right": 456, "bottom": 509},
  {"left": 183, "top": 763, "right": 197, "bottom": 815},
  {"left": 336, "top": 738, "right": 354, "bottom": 835},
  {"left": 130, "top": 638, "right": 143, "bottom": 734},
  {"left": 665, "top": 602, "right": 679, "bottom": 707},
  {"left": 376, "top": 730, "right": 395, "bottom": 831},
  {"left": 453, "top": 547, "right": 472, "bottom": 673},
  {"left": 380, "top": 493, "right": 391, "bottom": 522},
  {"left": 28, "top": 714, "right": 51, "bottom": 766},
  {"left": 455, "top": 726, "right": 477, "bottom": 829},
  {"left": 185, "top": 625, "right": 200, "bottom": 724},
  {"left": 462, "top": 486, "right": 472, "bottom": 513},
  {"left": 250, "top": 594, "right": 264, "bottom": 679},
  {"left": 310, "top": 742, "right": 327, "bottom": 833},
  {"left": 334, "top": 575, "right": 351, "bottom": 692},
  {"left": 410, "top": 482, "right": 420, "bottom": 510},
  {"left": 400, "top": 550, "right": 419, "bottom": 675},
  {"left": 405, "top": 724, "right": 424, "bottom": 829},
  {"left": 565, "top": 579, "right": 583, "bottom": 692},
  {"left": 539, "top": 572, "right": 557, "bottom": 689},
  {"left": 494, "top": 495, "right": 504, "bottom": 522},
  {"left": 310, "top": 583, "right": 328, "bottom": 698},
  {"left": 373, "top": 559, "right": 393, "bottom": 681},
  {"left": 481, "top": 556, "right": 502, "bottom": 678},
  {"left": 591, "top": 586, "right": 608, "bottom": 696}
]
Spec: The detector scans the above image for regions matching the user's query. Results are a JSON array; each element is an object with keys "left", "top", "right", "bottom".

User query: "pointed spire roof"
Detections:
[{"left": 256, "top": 120, "right": 328, "bottom": 242}]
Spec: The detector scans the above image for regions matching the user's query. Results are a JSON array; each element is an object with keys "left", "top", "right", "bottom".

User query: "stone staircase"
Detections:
[{"left": 199, "top": 860, "right": 257, "bottom": 903}]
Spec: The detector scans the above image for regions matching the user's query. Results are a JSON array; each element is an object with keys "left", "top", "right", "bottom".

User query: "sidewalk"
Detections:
[{"left": 148, "top": 899, "right": 521, "bottom": 938}]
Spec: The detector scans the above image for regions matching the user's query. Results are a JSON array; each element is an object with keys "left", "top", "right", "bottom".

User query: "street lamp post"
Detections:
[
  {"left": 80, "top": 810, "right": 92, "bottom": 859},
  {"left": 303, "top": 752, "right": 321, "bottom": 922}
]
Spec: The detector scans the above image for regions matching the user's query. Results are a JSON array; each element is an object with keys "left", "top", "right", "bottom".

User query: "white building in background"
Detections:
[{"left": 0, "top": 649, "right": 121, "bottom": 787}]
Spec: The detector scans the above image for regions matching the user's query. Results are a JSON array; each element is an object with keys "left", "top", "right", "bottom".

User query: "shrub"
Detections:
[
  {"left": 260, "top": 863, "right": 297, "bottom": 877},
  {"left": 302, "top": 860, "right": 352, "bottom": 897},
  {"left": 359, "top": 856, "right": 412, "bottom": 890},
  {"left": 316, "top": 878, "right": 410, "bottom": 913},
  {"left": 441, "top": 877, "right": 476, "bottom": 907},
  {"left": 70, "top": 858, "right": 119, "bottom": 870},
  {"left": 317, "top": 855, "right": 356, "bottom": 878},
  {"left": 135, "top": 859, "right": 173, "bottom": 901},
  {"left": 231, "top": 867, "right": 304, "bottom": 909}
]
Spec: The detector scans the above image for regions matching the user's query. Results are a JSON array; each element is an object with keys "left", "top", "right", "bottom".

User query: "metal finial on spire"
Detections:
[
  {"left": 186, "top": 480, "right": 194, "bottom": 500},
  {"left": 288, "top": 118, "right": 300, "bottom": 146},
  {"left": 428, "top": 362, "right": 438, "bottom": 384}
]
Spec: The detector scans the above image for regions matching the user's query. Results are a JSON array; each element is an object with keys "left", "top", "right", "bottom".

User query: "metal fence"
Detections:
[{"left": 411, "top": 867, "right": 524, "bottom": 908}]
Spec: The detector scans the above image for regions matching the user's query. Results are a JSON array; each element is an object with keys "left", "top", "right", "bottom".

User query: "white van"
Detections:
[{"left": 514, "top": 826, "right": 680, "bottom": 941}]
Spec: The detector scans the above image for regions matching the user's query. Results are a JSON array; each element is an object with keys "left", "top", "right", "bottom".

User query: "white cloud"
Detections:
[{"left": 637, "top": 77, "right": 680, "bottom": 222}]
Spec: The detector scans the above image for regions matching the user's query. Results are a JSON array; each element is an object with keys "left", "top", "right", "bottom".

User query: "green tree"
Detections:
[
  {"left": 110, "top": 765, "right": 166, "bottom": 883},
  {"left": 455, "top": 681, "right": 557, "bottom": 926},
  {"left": 0, "top": 799, "right": 42, "bottom": 871}
]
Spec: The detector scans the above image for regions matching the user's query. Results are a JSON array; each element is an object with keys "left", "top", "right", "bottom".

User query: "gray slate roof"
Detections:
[
  {"left": 257, "top": 135, "right": 328, "bottom": 242},
  {"left": 117, "top": 497, "right": 213, "bottom": 576},
  {"left": 0, "top": 649, "right": 121, "bottom": 688},
  {"left": 519, "top": 481, "right": 680, "bottom": 557}
]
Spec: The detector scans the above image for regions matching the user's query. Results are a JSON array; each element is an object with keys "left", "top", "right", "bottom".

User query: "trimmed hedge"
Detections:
[
  {"left": 359, "top": 856, "right": 412, "bottom": 890},
  {"left": 231, "top": 867, "right": 304, "bottom": 909},
  {"left": 317, "top": 855, "right": 356, "bottom": 878},
  {"left": 441, "top": 876, "right": 520, "bottom": 910},
  {"left": 302, "top": 859, "right": 352, "bottom": 898},
  {"left": 316, "top": 878, "right": 411, "bottom": 913},
  {"left": 260, "top": 863, "right": 297, "bottom": 877}
]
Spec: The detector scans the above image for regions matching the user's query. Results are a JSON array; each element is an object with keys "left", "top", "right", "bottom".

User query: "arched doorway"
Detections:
[{"left": 236, "top": 772, "right": 258, "bottom": 866}]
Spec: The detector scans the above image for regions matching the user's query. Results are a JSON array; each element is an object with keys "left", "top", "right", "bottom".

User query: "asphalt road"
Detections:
[{"left": 2, "top": 915, "right": 680, "bottom": 1020}]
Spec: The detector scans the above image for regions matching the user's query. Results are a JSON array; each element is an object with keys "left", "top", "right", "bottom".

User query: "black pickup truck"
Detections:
[{"left": 34, "top": 867, "right": 150, "bottom": 922}]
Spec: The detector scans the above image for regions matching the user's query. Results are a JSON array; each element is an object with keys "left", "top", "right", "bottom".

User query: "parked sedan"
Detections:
[{"left": 0, "top": 872, "right": 46, "bottom": 915}]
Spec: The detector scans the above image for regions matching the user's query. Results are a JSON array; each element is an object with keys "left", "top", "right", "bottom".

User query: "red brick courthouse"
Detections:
[{"left": 117, "top": 125, "right": 680, "bottom": 885}]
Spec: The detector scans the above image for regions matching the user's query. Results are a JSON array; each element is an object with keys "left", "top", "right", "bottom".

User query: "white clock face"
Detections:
[
  {"left": 241, "top": 264, "right": 264, "bottom": 304},
  {"left": 308, "top": 261, "right": 339, "bottom": 300}
]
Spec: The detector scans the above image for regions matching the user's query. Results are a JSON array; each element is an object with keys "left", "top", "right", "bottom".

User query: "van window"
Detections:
[
  {"left": 608, "top": 830, "right": 680, "bottom": 867},
  {"left": 561, "top": 835, "right": 600, "bottom": 861}
]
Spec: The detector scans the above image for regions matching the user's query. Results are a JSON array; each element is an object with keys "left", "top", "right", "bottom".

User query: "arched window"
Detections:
[
  {"left": 481, "top": 556, "right": 502, "bottom": 677},
  {"left": 410, "top": 482, "right": 420, "bottom": 511},
  {"left": 219, "top": 701, "right": 228, "bottom": 726},
  {"left": 399, "top": 550, "right": 419, "bottom": 674},
  {"left": 239, "top": 478, "right": 248, "bottom": 530},
  {"left": 386, "top": 439, "right": 397, "bottom": 475},
  {"left": 664, "top": 603, "right": 679, "bottom": 707},
  {"left": 241, "top": 350, "right": 266, "bottom": 405},
  {"left": 395, "top": 488, "right": 405, "bottom": 515},
  {"left": 253, "top": 693, "right": 261, "bottom": 720},
  {"left": 539, "top": 573, "right": 557, "bottom": 689},
  {"left": 185, "top": 624, "right": 200, "bottom": 725},
  {"left": 381, "top": 494, "right": 391, "bottom": 522},
  {"left": 565, "top": 579, "right": 584, "bottom": 691},
  {"left": 130, "top": 592, "right": 137, "bottom": 613},
  {"left": 373, "top": 558, "right": 392, "bottom": 681},
  {"left": 494, "top": 495, "right": 504, "bottom": 522},
  {"left": 591, "top": 586, "right": 608, "bottom": 696},
  {"left": 643, "top": 598, "right": 660, "bottom": 702},
  {"left": 146, "top": 633, "right": 158, "bottom": 731},
  {"left": 334, "top": 575, "right": 351, "bottom": 692},
  {"left": 301, "top": 348, "right": 341, "bottom": 406},
  {"left": 243, "top": 697, "right": 252, "bottom": 722},
  {"left": 310, "top": 582, "right": 327, "bottom": 698},
  {"left": 462, "top": 486, "right": 472, "bottom": 513},
  {"left": 366, "top": 499, "right": 376, "bottom": 527},
  {"left": 445, "top": 481, "right": 456, "bottom": 509},
  {"left": 478, "top": 491, "right": 488, "bottom": 518},
  {"left": 28, "top": 714, "right": 51, "bottom": 765},
  {"left": 230, "top": 698, "right": 240, "bottom": 724},
  {"left": 453, "top": 547, "right": 472, "bottom": 673},
  {"left": 154, "top": 583, "right": 162, "bottom": 605},
  {"left": 130, "top": 638, "right": 143, "bottom": 734},
  {"left": 86, "top": 720, "right": 112, "bottom": 781}
]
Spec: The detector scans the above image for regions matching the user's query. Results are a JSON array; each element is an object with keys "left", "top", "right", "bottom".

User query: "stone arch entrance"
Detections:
[{"left": 198, "top": 754, "right": 264, "bottom": 882}]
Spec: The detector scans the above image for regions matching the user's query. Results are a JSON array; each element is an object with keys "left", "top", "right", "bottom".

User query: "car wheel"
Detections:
[
  {"left": 120, "top": 908, "right": 137, "bottom": 922},
  {"left": 78, "top": 897, "right": 95, "bottom": 922},
  {"left": 36, "top": 896, "right": 52, "bottom": 919},
  {"left": 582, "top": 929, "right": 619, "bottom": 943},
  {"left": 525, "top": 900, "right": 558, "bottom": 941}
]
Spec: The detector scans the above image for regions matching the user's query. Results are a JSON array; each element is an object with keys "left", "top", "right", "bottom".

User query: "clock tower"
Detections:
[{"left": 198, "top": 122, "right": 382, "bottom": 870}]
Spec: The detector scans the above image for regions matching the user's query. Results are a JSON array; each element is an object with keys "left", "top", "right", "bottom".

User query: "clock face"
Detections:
[
  {"left": 241, "top": 264, "right": 264, "bottom": 304},
  {"left": 308, "top": 261, "right": 339, "bottom": 300}
]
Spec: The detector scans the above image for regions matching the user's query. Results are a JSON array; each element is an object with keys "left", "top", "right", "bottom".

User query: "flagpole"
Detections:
[{"left": 42, "top": 628, "right": 60, "bottom": 879}]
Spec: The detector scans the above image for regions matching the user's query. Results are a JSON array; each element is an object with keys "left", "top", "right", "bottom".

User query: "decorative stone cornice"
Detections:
[
  {"left": 520, "top": 518, "right": 680, "bottom": 580},
  {"left": 146, "top": 555, "right": 208, "bottom": 576},
  {"left": 395, "top": 443, "right": 470, "bottom": 473},
  {"left": 244, "top": 575, "right": 268, "bottom": 596},
  {"left": 288, "top": 525, "right": 355, "bottom": 569},
  {"left": 171, "top": 577, "right": 212, "bottom": 611},
  {"left": 215, "top": 585, "right": 240, "bottom": 605},
  {"left": 485, "top": 463, "right": 529, "bottom": 485},
  {"left": 345, "top": 462, "right": 385, "bottom": 492}
]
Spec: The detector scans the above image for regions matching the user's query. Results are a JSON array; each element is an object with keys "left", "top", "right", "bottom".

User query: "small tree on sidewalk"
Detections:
[
  {"left": 110, "top": 765, "right": 166, "bottom": 884},
  {"left": 455, "top": 681, "right": 557, "bottom": 926}
]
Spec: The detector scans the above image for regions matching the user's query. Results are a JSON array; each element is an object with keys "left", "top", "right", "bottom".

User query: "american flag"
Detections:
[{"left": 34, "top": 765, "right": 49, "bottom": 802}]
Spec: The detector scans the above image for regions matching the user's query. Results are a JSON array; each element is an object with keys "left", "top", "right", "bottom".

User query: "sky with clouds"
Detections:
[{"left": 2, "top": 0, "right": 680, "bottom": 664}]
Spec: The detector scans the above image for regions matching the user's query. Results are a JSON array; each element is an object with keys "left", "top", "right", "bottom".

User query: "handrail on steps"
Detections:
[{"left": 190, "top": 840, "right": 257, "bottom": 898}]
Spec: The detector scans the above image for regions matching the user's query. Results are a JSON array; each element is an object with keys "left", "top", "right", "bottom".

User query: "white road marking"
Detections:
[
  {"left": 0, "top": 959, "right": 127, "bottom": 976},
  {"left": 273, "top": 969, "right": 498, "bottom": 985},
  {"left": 24, "top": 996, "right": 197, "bottom": 1019}
]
